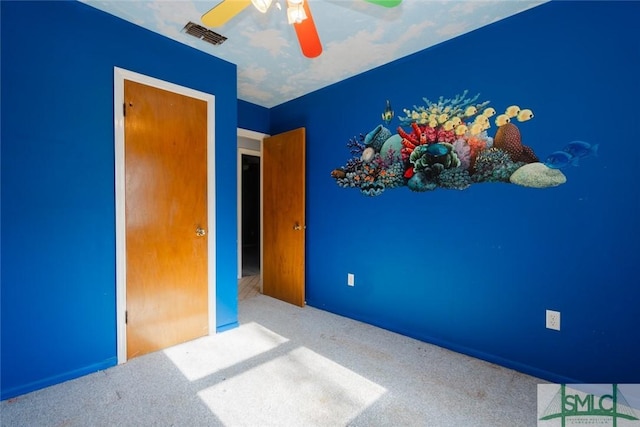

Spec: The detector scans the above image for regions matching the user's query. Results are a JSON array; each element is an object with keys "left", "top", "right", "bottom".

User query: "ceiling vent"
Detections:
[{"left": 183, "top": 22, "right": 227, "bottom": 46}]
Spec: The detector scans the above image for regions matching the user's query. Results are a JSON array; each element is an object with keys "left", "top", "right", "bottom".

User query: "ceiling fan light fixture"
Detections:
[
  {"left": 286, "top": 3, "right": 307, "bottom": 24},
  {"left": 251, "top": 0, "right": 272, "bottom": 13}
]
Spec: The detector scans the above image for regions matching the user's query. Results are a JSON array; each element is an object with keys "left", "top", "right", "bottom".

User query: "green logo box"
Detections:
[{"left": 538, "top": 384, "right": 640, "bottom": 427}]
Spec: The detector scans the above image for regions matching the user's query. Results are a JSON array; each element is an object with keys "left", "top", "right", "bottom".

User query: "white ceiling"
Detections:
[{"left": 82, "top": 0, "right": 547, "bottom": 108}]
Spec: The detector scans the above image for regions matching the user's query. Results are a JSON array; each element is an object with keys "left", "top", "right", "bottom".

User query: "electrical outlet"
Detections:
[
  {"left": 347, "top": 273, "right": 355, "bottom": 287},
  {"left": 546, "top": 309, "right": 561, "bottom": 331}
]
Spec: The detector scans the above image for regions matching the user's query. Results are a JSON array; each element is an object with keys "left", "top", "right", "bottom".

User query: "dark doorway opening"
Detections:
[{"left": 241, "top": 154, "right": 260, "bottom": 277}]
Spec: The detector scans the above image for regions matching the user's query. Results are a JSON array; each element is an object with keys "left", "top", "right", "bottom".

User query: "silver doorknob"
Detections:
[
  {"left": 293, "top": 222, "right": 301, "bottom": 231},
  {"left": 196, "top": 227, "right": 207, "bottom": 237}
]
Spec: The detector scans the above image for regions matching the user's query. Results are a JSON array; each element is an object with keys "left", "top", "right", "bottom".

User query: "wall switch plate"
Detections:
[
  {"left": 347, "top": 273, "right": 355, "bottom": 287},
  {"left": 546, "top": 309, "right": 561, "bottom": 331}
]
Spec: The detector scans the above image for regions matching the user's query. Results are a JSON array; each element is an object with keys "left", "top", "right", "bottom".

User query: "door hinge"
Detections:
[
  {"left": 125, "top": 310, "right": 128, "bottom": 324},
  {"left": 123, "top": 102, "right": 126, "bottom": 117}
]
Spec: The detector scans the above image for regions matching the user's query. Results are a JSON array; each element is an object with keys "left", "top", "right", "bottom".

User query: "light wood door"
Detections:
[
  {"left": 124, "top": 80, "right": 208, "bottom": 359},
  {"left": 263, "top": 128, "right": 306, "bottom": 307}
]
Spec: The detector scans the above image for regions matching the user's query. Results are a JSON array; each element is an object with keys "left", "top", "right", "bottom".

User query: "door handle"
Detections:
[
  {"left": 196, "top": 227, "right": 207, "bottom": 237},
  {"left": 293, "top": 222, "right": 305, "bottom": 231}
]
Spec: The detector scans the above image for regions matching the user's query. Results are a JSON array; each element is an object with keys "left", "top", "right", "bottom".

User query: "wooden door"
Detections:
[
  {"left": 124, "top": 80, "right": 208, "bottom": 359},
  {"left": 262, "top": 128, "right": 306, "bottom": 307}
]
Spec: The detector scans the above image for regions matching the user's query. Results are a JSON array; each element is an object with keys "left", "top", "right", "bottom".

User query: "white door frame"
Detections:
[
  {"left": 237, "top": 129, "right": 268, "bottom": 285},
  {"left": 113, "top": 67, "right": 217, "bottom": 364}
]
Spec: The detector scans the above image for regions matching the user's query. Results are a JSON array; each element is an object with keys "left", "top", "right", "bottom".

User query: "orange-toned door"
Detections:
[
  {"left": 124, "top": 80, "right": 208, "bottom": 359},
  {"left": 262, "top": 128, "right": 306, "bottom": 307}
]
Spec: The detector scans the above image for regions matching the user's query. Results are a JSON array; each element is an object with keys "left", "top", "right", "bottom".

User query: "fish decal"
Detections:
[
  {"left": 381, "top": 100, "right": 394, "bottom": 125},
  {"left": 516, "top": 108, "right": 534, "bottom": 122},
  {"left": 333, "top": 93, "right": 605, "bottom": 196},
  {"left": 469, "top": 122, "right": 483, "bottom": 135},
  {"left": 505, "top": 105, "right": 521, "bottom": 118},
  {"left": 455, "top": 124, "right": 468, "bottom": 136},
  {"left": 481, "top": 107, "right": 496, "bottom": 118},
  {"left": 544, "top": 151, "right": 578, "bottom": 169},
  {"left": 563, "top": 140, "right": 599, "bottom": 160},
  {"left": 464, "top": 105, "right": 477, "bottom": 117},
  {"left": 544, "top": 141, "right": 598, "bottom": 169},
  {"left": 495, "top": 114, "right": 510, "bottom": 127},
  {"left": 442, "top": 120, "right": 455, "bottom": 131}
]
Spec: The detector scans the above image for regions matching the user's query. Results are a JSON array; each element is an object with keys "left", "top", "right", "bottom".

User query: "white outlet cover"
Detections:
[
  {"left": 546, "top": 309, "right": 561, "bottom": 331},
  {"left": 347, "top": 273, "right": 354, "bottom": 286}
]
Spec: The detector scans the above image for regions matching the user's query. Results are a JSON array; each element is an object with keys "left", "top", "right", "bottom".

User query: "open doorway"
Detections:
[
  {"left": 237, "top": 128, "right": 306, "bottom": 305},
  {"left": 237, "top": 129, "right": 266, "bottom": 301},
  {"left": 241, "top": 153, "right": 260, "bottom": 277}
]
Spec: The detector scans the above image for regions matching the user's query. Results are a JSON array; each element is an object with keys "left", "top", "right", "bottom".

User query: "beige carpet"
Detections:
[{"left": 0, "top": 293, "right": 544, "bottom": 426}]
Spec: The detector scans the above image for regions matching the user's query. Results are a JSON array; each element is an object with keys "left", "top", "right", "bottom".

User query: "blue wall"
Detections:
[
  {"left": 271, "top": 1, "right": 640, "bottom": 383},
  {"left": 238, "top": 99, "right": 270, "bottom": 134},
  {"left": 2, "top": 0, "right": 638, "bottom": 401},
  {"left": 1, "top": 1, "right": 239, "bottom": 399}
]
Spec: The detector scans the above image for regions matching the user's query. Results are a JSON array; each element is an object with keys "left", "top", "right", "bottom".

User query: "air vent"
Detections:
[{"left": 183, "top": 22, "right": 227, "bottom": 46}]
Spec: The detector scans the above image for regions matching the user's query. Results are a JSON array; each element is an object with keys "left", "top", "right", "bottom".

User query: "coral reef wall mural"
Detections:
[{"left": 331, "top": 91, "right": 594, "bottom": 196}]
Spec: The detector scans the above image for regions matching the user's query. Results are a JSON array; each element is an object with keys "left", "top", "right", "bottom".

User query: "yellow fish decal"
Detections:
[
  {"left": 505, "top": 105, "right": 520, "bottom": 118},
  {"left": 455, "top": 124, "right": 468, "bottom": 136},
  {"left": 437, "top": 113, "right": 449, "bottom": 124},
  {"left": 470, "top": 123, "right": 483, "bottom": 135},
  {"left": 482, "top": 107, "right": 496, "bottom": 117},
  {"left": 474, "top": 115, "right": 489, "bottom": 125},
  {"left": 464, "top": 106, "right": 477, "bottom": 117},
  {"left": 495, "top": 114, "right": 511, "bottom": 127},
  {"left": 517, "top": 108, "right": 534, "bottom": 122},
  {"left": 443, "top": 121, "right": 455, "bottom": 131}
]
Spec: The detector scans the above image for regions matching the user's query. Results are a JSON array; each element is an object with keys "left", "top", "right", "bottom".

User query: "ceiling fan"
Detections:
[{"left": 201, "top": 0, "right": 402, "bottom": 58}]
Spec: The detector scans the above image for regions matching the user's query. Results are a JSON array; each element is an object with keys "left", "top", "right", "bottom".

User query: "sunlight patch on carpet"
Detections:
[
  {"left": 163, "top": 322, "right": 288, "bottom": 381},
  {"left": 197, "top": 346, "right": 387, "bottom": 425}
]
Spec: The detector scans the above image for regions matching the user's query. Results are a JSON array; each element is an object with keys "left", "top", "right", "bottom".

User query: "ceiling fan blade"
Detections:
[
  {"left": 293, "top": 1, "right": 322, "bottom": 58},
  {"left": 201, "top": 0, "right": 251, "bottom": 27},
  {"left": 364, "top": 0, "right": 402, "bottom": 7}
]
